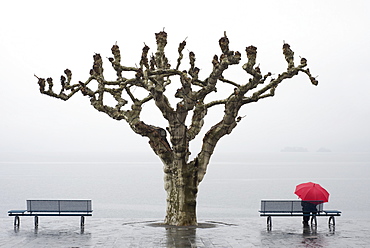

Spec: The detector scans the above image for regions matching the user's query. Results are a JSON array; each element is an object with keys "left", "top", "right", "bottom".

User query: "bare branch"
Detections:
[
  {"left": 176, "top": 40, "right": 186, "bottom": 70},
  {"left": 242, "top": 45, "right": 263, "bottom": 89},
  {"left": 205, "top": 99, "right": 228, "bottom": 109},
  {"left": 188, "top": 51, "right": 198, "bottom": 79},
  {"left": 187, "top": 102, "right": 207, "bottom": 141},
  {"left": 218, "top": 77, "right": 240, "bottom": 87},
  {"left": 140, "top": 44, "right": 150, "bottom": 69},
  {"left": 283, "top": 43, "right": 295, "bottom": 70},
  {"left": 154, "top": 31, "right": 169, "bottom": 69},
  {"left": 195, "top": 34, "right": 242, "bottom": 101}
]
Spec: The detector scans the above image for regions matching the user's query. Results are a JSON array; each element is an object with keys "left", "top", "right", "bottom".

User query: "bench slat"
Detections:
[
  {"left": 27, "top": 200, "right": 92, "bottom": 213},
  {"left": 260, "top": 200, "right": 324, "bottom": 213},
  {"left": 8, "top": 210, "right": 27, "bottom": 214},
  {"left": 259, "top": 200, "right": 341, "bottom": 217}
]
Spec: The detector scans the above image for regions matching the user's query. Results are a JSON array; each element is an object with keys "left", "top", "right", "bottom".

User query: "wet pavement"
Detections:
[{"left": 1, "top": 217, "right": 370, "bottom": 247}]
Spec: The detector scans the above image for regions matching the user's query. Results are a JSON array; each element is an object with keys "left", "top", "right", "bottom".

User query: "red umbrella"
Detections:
[{"left": 294, "top": 182, "right": 330, "bottom": 203}]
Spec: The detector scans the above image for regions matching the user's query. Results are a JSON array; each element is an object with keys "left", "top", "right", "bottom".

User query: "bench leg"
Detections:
[
  {"left": 14, "top": 216, "right": 20, "bottom": 227},
  {"left": 267, "top": 216, "right": 272, "bottom": 230},
  {"left": 34, "top": 216, "right": 39, "bottom": 227},
  {"left": 311, "top": 215, "right": 317, "bottom": 226},
  {"left": 328, "top": 216, "right": 335, "bottom": 226},
  {"left": 80, "top": 216, "right": 85, "bottom": 227}
]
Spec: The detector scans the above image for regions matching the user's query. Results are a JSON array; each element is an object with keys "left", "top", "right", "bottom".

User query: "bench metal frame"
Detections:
[
  {"left": 8, "top": 200, "right": 92, "bottom": 227},
  {"left": 259, "top": 200, "right": 341, "bottom": 230}
]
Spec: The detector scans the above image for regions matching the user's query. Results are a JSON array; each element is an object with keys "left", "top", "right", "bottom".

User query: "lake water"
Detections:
[
  {"left": 1, "top": 152, "right": 370, "bottom": 247},
  {"left": 1, "top": 152, "right": 369, "bottom": 221}
]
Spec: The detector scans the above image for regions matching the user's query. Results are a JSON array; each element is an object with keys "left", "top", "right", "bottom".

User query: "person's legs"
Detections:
[{"left": 303, "top": 212, "right": 310, "bottom": 225}]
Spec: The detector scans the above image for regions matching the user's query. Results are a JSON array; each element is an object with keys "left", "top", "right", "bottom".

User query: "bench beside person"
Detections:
[
  {"left": 259, "top": 200, "right": 341, "bottom": 229},
  {"left": 8, "top": 200, "right": 92, "bottom": 227}
]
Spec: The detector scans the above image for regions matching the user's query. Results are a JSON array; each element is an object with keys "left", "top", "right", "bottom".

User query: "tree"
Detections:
[{"left": 36, "top": 31, "right": 318, "bottom": 226}]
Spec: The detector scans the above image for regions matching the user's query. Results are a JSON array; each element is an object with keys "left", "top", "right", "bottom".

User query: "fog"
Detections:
[{"left": 1, "top": 0, "right": 370, "bottom": 162}]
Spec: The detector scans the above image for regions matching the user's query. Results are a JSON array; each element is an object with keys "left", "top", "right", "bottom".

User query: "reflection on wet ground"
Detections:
[
  {"left": 261, "top": 225, "right": 333, "bottom": 248},
  {"left": 1, "top": 217, "right": 370, "bottom": 247}
]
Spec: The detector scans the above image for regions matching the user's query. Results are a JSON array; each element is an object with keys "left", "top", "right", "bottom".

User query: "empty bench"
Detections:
[
  {"left": 259, "top": 200, "right": 341, "bottom": 229},
  {"left": 8, "top": 200, "right": 92, "bottom": 227}
]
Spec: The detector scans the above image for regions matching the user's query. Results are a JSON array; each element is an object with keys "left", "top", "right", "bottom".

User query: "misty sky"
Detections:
[{"left": 1, "top": 0, "right": 369, "bottom": 161}]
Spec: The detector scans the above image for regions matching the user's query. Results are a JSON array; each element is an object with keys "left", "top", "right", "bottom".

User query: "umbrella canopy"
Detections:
[{"left": 294, "top": 182, "right": 330, "bottom": 203}]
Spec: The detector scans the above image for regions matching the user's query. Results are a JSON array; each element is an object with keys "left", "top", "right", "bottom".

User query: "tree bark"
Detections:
[{"left": 163, "top": 159, "right": 198, "bottom": 226}]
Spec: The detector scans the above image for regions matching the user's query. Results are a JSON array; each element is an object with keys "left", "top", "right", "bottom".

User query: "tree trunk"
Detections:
[{"left": 163, "top": 158, "right": 198, "bottom": 226}]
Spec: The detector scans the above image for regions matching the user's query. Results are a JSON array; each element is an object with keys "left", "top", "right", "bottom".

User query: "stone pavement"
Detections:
[{"left": 1, "top": 217, "right": 370, "bottom": 247}]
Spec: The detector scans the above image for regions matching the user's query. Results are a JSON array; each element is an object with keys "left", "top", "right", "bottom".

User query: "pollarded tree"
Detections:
[{"left": 36, "top": 31, "right": 318, "bottom": 226}]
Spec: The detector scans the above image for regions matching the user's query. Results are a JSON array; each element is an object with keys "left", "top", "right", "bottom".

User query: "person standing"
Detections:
[{"left": 301, "top": 201, "right": 318, "bottom": 226}]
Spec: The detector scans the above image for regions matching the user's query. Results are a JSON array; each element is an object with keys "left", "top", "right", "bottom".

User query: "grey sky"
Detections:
[{"left": 1, "top": 0, "right": 369, "bottom": 161}]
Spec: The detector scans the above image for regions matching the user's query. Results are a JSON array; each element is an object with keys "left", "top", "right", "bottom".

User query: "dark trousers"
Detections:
[
  {"left": 303, "top": 212, "right": 310, "bottom": 223},
  {"left": 303, "top": 212, "right": 317, "bottom": 223}
]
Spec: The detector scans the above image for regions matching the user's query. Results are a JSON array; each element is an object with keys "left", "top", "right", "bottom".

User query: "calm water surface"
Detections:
[{"left": 1, "top": 152, "right": 369, "bottom": 220}]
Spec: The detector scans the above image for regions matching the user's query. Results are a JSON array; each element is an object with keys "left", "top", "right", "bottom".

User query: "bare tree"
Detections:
[{"left": 36, "top": 31, "right": 318, "bottom": 226}]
